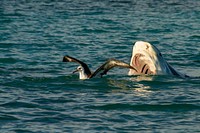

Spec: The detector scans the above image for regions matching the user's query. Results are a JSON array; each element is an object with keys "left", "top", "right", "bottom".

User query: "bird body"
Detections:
[{"left": 63, "top": 55, "right": 136, "bottom": 80}]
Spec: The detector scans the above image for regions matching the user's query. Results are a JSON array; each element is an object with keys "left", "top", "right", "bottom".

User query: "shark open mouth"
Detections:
[
  {"left": 132, "top": 54, "right": 154, "bottom": 75},
  {"left": 128, "top": 41, "right": 190, "bottom": 78}
]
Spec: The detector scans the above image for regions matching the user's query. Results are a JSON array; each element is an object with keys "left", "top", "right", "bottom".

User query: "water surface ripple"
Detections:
[{"left": 0, "top": 0, "right": 200, "bottom": 132}]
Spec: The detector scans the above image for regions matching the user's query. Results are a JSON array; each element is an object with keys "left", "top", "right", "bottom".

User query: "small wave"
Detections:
[
  {"left": 87, "top": 103, "right": 200, "bottom": 111},
  {"left": 1, "top": 101, "right": 38, "bottom": 108},
  {"left": 0, "top": 114, "right": 19, "bottom": 121}
]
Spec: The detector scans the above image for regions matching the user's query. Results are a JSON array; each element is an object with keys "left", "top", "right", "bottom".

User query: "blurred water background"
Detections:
[{"left": 0, "top": 0, "right": 200, "bottom": 132}]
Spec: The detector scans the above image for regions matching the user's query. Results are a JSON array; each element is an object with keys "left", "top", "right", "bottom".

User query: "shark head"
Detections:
[{"left": 128, "top": 41, "right": 174, "bottom": 75}]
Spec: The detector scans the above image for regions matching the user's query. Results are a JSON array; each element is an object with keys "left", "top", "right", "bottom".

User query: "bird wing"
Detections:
[
  {"left": 63, "top": 55, "right": 92, "bottom": 75},
  {"left": 90, "top": 58, "right": 137, "bottom": 78}
]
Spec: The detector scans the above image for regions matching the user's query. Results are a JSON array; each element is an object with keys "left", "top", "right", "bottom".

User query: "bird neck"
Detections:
[{"left": 79, "top": 71, "right": 89, "bottom": 80}]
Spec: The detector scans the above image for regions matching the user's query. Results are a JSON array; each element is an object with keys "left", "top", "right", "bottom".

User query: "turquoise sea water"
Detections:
[{"left": 0, "top": 0, "right": 200, "bottom": 132}]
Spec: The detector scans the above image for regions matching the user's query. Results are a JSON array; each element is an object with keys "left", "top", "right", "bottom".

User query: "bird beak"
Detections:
[{"left": 72, "top": 68, "right": 79, "bottom": 74}]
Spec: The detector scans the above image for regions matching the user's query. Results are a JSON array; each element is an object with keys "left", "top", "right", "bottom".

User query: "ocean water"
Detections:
[{"left": 0, "top": 0, "right": 200, "bottom": 132}]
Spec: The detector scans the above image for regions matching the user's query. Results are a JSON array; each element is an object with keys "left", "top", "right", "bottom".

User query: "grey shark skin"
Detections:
[{"left": 128, "top": 41, "right": 189, "bottom": 78}]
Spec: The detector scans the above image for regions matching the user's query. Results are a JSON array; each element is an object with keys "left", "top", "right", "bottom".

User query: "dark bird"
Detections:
[{"left": 63, "top": 55, "right": 137, "bottom": 80}]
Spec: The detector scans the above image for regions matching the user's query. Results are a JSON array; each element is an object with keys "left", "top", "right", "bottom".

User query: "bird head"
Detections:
[{"left": 73, "top": 66, "right": 89, "bottom": 80}]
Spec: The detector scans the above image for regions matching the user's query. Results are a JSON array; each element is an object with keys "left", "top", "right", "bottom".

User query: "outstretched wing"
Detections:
[
  {"left": 90, "top": 59, "right": 137, "bottom": 78},
  {"left": 63, "top": 55, "right": 92, "bottom": 75}
]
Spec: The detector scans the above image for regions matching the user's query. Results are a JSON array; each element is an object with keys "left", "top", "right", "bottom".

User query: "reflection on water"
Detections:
[
  {"left": 129, "top": 75, "right": 154, "bottom": 96},
  {"left": 107, "top": 75, "right": 153, "bottom": 96},
  {"left": 134, "top": 84, "right": 151, "bottom": 96},
  {"left": 129, "top": 75, "right": 154, "bottom": 82}
]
